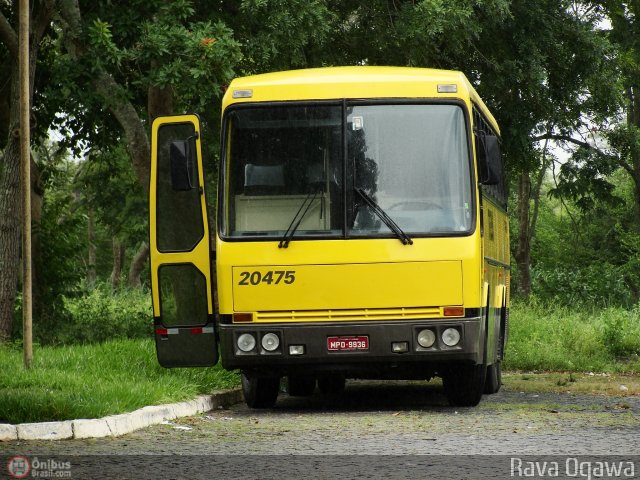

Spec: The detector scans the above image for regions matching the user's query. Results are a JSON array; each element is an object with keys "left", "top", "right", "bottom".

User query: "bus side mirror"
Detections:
[
  {"left": 170, "top": 138, "right": 198, "bottom": 191},
  {"left": 477, "top": 133, "right": 502, "bottom": 186}
]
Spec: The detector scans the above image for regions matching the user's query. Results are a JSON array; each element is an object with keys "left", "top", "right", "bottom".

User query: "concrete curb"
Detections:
[{"left": 0, "top": 388, "right": 243, "bottom": 442}]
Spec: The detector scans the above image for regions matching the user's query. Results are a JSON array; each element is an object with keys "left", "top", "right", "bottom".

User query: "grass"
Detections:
[
  {"left": 2, "top": 298, "right": 640, "bottom": 424},
  {"left": 502, "top": 371, "right": 640, "bottom": 396},
  {"left": 504, "top": 299, "right": 640, "bottom": 373},
  {"left": 0, "top": 339, "right": 239, "bottom": 424}
]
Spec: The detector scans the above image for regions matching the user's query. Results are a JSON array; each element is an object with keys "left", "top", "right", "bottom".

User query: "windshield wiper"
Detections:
[
  {"left": 278, "top": 190, "right": 319, "bottom": 248},
  {"left": 354, "top": 188, "right": 413, "bottom": 245}
]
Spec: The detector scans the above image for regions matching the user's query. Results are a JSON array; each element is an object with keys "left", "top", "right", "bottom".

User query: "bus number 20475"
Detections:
[{"left": 237, "top": 270, "right": 296, "bottom": 286}]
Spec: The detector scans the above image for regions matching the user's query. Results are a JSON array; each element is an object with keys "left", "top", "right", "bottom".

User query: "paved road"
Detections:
[{"left": 2, "top": 381, "right": 640, "bottom": 479}]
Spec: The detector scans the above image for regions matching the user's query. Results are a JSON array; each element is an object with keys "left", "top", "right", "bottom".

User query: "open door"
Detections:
[{"left": 150, "top": 114, "right": 217, "bottom": 367}]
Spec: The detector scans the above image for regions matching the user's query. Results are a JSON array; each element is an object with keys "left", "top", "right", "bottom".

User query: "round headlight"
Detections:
[
  {"left": 442, "top": 327, "right": 461, "bottom": 347},
  {"left": 417, "top": 329, "right": 436, "bottom": 348},
  {"left": 261, "top": 333, "right": 280, "bottom": 352},
  {"left": 237, "top": 333, "right": 256, "bottom": 352}
]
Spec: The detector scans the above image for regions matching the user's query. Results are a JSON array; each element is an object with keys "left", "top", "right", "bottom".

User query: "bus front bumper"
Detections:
[{"left": 219, "top": 316, "right": 484, "bottom": 377}]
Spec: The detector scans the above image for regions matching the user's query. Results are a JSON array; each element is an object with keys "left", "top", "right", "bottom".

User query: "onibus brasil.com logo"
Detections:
[{"left": 7, "top": 456, "right": 72, "bottom": 478}]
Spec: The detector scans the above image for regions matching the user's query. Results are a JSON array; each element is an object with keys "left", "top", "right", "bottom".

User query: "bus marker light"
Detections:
[
  {"left": 417, "top": 329, "right": 436, "bottom": 348},
  {"left": 232, "top": 89, "right": 253, "bottom": 98},
  {"left": 261, "top": 333, "right": 280, "bottom": 352},
  {"left": 437, "top": 84, "right": 457, "bottom": 93},
  {"left": 289, "top": 345, "right": 305, "bottom": 355},
  {"left": 443, "top": 306, "right": 464, "bottom": 317},
  {"left": 442, "top": 328, "right": 461, "bottom": 347},
  {"left": 237, "top": 333, "right": 257, "bottom": 352},
  {"left": 392, "top": 342, "right": 409, "bottom": 353},
  {"left": 233, "top": 313, "right": 253, "bottom": 323}
]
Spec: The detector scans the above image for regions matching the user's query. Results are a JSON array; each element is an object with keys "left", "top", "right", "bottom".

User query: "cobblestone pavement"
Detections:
[{"left": 2, "top": 381, "right": 639, "bottom": 479}]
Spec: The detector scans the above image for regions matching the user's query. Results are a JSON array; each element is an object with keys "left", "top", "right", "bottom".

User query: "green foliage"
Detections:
[
  {"left": 531, "top": 263, "right": 632, "bottom": 307},
  {"left": 54, "top": 285, "right": 153, "bottom": 345},
  {"left": 79, "top": 143, "right": 147, "bottom": 243},
  {"left": 529, "top": 169, "right": 640, "bottom": 307},
  {"left": 0, "top": 339, "right": 239, "bottom": 423},
  {"left": 87, "top": 19, "right": 124, "bottom": 70},
  {"left": 236, "top": 0, "right": 335, "bottom": 73},
  {"left": 133, "top": 16, "right": 241, "bottom": 112},
  {"left": 394, "top": 0, "right": 510, "bottom": 68},
  {"left": 607, "top": 123, "right": 640, "bottom": 174},
  {"left": 601, "top": 306, "right": 640, "bottom": 358},
  {"left": 551, "top": 146, "right": 621, "bottom": 212},
  {"left": 26, "top": 145, "right": 87, "bottom": 335},
  {"left": 52, "top": 0, "right": 243, "bottom": 152},
  {"left": 505, "top": 299, "right": 640, "bottom": 372}
]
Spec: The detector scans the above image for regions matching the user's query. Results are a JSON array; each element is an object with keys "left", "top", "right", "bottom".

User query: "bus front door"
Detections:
[{"left": 149, "top": 114, "right": 217, "bottom": 367}]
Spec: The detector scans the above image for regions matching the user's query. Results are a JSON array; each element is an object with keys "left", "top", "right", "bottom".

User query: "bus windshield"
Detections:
[{"left": 221, "top": 102, "right": 473, "bottom": 239}]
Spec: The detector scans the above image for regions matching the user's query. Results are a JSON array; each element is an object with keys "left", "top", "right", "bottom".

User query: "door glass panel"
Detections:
[
  {"left": 159, "top": 264, "right": 208, "bottom": 327},
  {"left": 156, "top": 123, "right": 204, "bottom": 252}
]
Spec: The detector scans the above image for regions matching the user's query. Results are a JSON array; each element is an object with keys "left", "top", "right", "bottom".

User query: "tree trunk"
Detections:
[
  {"left": 30, "top": 157, "right": 44, "bottom": 322},
  {"left": 633, "top": 172, "right": 640, "bottom": 232},
  {"left": 0, "top": 1, "right": 62, "bottom": 341},
  {"left": 110, "top": 238, "right": 125, "bottom": 290},
  {"left": 93, "top": 74, "right": 151, "bottom": 191},
  {"left": 86, "top": 209, "right": 96, "bottom": 287},
  {"left": 515, "top": 172, "right": 532, "bottom": 296},
  {"left": 128, "top": 241, "right": 149, "bottom": 289},
  {"left": 0, "top": 62, "right": 22, "bottom": 342},
  {"left": 148, "top": 85, "right": 174, "bottom": 122}
]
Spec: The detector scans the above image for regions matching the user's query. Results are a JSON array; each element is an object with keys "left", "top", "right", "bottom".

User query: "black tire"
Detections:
[
  {"left": 484, "top": 361, "right": 502, "bottom": 394},
  {"left": 317, "top": 375, "right": 346, "bottom": 395},
  {"left": 241, "top": 372, "right": 280, "bottom": 408},
  {"left": 287, "top": 375, "right": 316, "bottom": 396},
  {"left": 442, "top": 363, "right": 486, "bottom": 407}
]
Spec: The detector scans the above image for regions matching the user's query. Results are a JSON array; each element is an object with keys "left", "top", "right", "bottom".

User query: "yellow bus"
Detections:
[{"left": 149, "top": 66, "right": 509, "bottom": 408}]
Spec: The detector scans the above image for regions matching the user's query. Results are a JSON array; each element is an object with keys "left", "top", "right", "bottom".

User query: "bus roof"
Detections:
[{"left": 223, "top": 66, "right": 499, "bottom": 135}]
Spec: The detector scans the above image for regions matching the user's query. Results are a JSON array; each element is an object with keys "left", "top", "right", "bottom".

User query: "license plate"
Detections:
[{"left": 327, "top": 336, "right": 369, "bottom": 351}]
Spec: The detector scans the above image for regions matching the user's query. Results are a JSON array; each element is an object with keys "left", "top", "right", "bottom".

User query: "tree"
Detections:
[
  {"left": 320, "top": 1, "right": 617, "bottom": 296},
  {"left": 603, "top": 1, "right": 640, "bottom": 228},
  {"left": 0, "top": 0, "right": 57, "bottom": 341},
  {"left": 0, "top": 0, "right": 243, "bottom": 340},
  {"left": 0, "top": 1, "right": 629, "bottom": 340},
  {"left": 75, "top": 143, "right": 148, "bottom": 289}
]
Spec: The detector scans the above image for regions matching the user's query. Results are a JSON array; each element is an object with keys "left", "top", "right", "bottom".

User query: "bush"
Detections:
[
  {"left": 531, "top": 262, "right": 633, "bottom": 307},
  {"left": 505, "top": 298, "right": 640, "bottom": 372},
  {"left": 600, "top": 306, "right": 640, "bottom": 358},
  {"left": 53, "top": 285, "right": 152, "bottom": 344}
]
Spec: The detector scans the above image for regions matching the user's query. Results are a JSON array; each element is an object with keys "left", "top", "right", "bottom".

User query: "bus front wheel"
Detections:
[
  {"left": 484, "top": 361, "right": 502, "bottom": 394},
  {"left": 241, "top": 372, "right": 280, "bottom": 408},
  {"left": 442, "top": 363, "right": 486, "bottom": 407}
]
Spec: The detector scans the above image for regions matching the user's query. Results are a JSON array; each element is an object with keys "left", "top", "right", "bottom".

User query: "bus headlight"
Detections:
[
  {"left": 442, "top": 327, "right": 461, "bottom": 347},
  {"left": 237, "top": 333, "right": 257, "bottom": 352},
  {"left": 417, "top": 329, "right": 436, "bottom": 348},
  {"left": 261, "top": 333, "right": 280, "bottom": 352}
]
